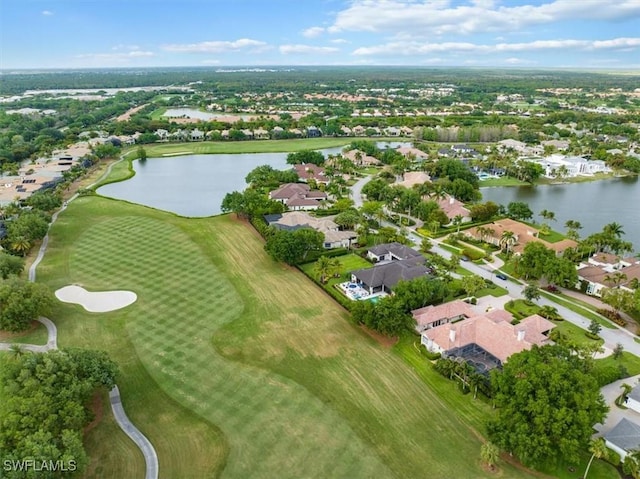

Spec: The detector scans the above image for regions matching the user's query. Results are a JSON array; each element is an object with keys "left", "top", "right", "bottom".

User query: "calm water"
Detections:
[
  {"left": 98, "top": 153, "right": 290, "bottom": 217},
  {"left": 97, "top": 142, "right": 410, "bottom": 217},
  {"left": 481, "top": 176, "right": 640, "bottom": 250}
]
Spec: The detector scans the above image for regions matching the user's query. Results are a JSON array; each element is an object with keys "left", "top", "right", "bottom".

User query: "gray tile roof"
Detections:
[
  {"left": 605, "top": 418, "right": 640, "bottom": 452},
  {"left": 352, "top": 257, "right": 431, "bottom": 291},
  {"left": 628, "top": 384, "right": 640, "bottom": 403},
  {"left": 369, "top": 242, "right": 422, "bottom": 260}
]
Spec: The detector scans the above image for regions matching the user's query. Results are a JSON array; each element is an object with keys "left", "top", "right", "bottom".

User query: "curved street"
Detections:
[{"left": 350, "top": 174, "right": 640, "bottom": 357}]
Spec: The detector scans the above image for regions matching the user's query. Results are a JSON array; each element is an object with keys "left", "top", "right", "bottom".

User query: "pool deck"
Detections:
[{"left": 337, "top": 282, "right": 387, "bottom": 302}]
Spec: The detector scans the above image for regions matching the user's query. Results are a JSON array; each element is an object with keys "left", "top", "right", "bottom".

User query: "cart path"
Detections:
[{"left": 2, "top": 154, "right": 158, "bottom": 479}]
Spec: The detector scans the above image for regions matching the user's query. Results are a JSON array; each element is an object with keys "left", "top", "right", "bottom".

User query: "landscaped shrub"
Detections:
[
  {"left": 424, "top": 350, "right": 441, "bottom": 360},
  {"left": 597, "top": 308, "right": 626, "bottom": 326},
  {"left": 461, "top": 248, "right": 485, "bottom": 261},
  {"left": 585, "top": 332, "right": 601, "bottom": 341}
]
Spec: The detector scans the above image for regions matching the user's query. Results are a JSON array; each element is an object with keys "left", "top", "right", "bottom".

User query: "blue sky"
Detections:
[{"left": 2, "top": 0, "right": 640, "bottom": 69}]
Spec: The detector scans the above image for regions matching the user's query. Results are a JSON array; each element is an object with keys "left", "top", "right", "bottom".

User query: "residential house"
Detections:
[
  {"left": 306, "top": 126, "right": 322, "bottom": 138},
  {"left": 421, "top": 308, "right": 555, "bottom": 371},
  {"left": 171, "top": 129, "right": 188, "bottom": 141},
  {"left": 397, "top": 171, "right": 431, "bottom": 189},
  {"left": 541, "top": 139, "right": 569, "bottom": 151},
  {"left": 577, "top": 255, "right": 640, "bottom": 297},
  {"left": 268, "top": 183, "right": 327, "bottom": 211},
  {"left": 241, "top": 129, "right": 254, "bottom": 139},
  {"left": 400, "top": 126, "right": 414, "bottom": 137},
  {"left": 367, "top": 242, "right": 423, "bottom": 262},
  {"left": 352, "top": 125, "right": 366, "bottom": 136},
  {"left": 436, "top": 195, "right": 472, "bottom": 225},
  {"left": 497, "top": 139, "right": 528, "bottom": 153},
  {"left": 289, "top": 128, "right": 303, "bottom": 138},
  {"left": 412, "top": 300, "right": 475, "bottom": 333},
  {"left": 155, "top": 129, "right": 170, "bottom": 141},
  {"left": 396, "top": 147, "right": 429, "bottom": 161},
  {"left": 451, "top": 144, "right": 476, "bottom": 155},
  {"left": 264, "top": 212, "right": 356, "bottom": 249},
  {"left": 254, "top": 128, "right": 270, "bottom": 140},
  {"left": 464, "top": 218, "right": 578, "bottom": 256},
  {"left": 625, "top": 384, "right": 640, "bottom": 414},
  {"left": 271, "top": 126, "right": 285, "bottom": 138},
  {"left": 605, "top": 418, "right": 640, "bottom": 461},
  {"left": 340, "top": 126, "right": 352, "bottom": 136},
  {"left": 438, "top": 148, "right": 455, "bottom": 157},
  {"left": 190, "top": 128, "right": 205, "bottom": 141},
  {"left": 293, "top": 163, "right": 330, "bottom": 185},
  {"left": 342, "top": 149, "right": 381, "bottom": 166},
  {"left": 384, "top": 126, "right": 401, "bottom": 137},
  {"left": 351, "top": 256, "right": 432, "bottom": 295}
]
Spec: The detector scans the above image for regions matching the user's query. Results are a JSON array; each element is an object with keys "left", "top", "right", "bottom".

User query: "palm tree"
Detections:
[
  {"left": 314, "top": 256, "right": 333, "bottom": 284},
  {"left": 623, "top": 452, "right": 640, "bottom": 479},
  {"left": 476, "top": 226, "right": 489, "bottom": 243},
  {"left": 539, "top": 209, "right": 556, "bottom": 222},
  {"left": 604, "top": 271, "right": 627, "bottom": 289},
  {"left": 538, "top": 223, "right": 551, "bottom": 236},
  {"left": 499, "top": 230, "right": 516, "bottom": 255},
  {"left": 11, "top": 236, "right": 32, "bottom": 257},
  {"left": 539, "top": 305, "right": 561, "bottom": 320},
  {"left": 604, "top": 222, "right": 625, "bottom": 238},
  {"left": 453, "top": 214, "right": 464, "bottom": 234},
  {"left": 9, "top": 344, "right": 24, "bottom": 358},
  {"left": 583, "top": 437, "right": 608, "bottom": 479},
  {"left": 480, "top": 442, "right": 500, "bottom": 471}
]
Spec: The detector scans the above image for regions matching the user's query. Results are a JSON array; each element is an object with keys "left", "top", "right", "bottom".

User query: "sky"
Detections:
[{"left": 2, "top": 0, "right": 640, "bottom": 70}]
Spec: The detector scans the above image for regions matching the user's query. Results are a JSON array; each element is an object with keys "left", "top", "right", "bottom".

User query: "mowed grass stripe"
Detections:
[{"left": 63, "top": 202, "right": 391, "bottom": 479}]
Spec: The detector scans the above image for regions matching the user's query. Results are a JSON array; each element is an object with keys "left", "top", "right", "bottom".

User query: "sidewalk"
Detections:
[{"left": 560, "top": 287, "right": 637, "bottom": 333}]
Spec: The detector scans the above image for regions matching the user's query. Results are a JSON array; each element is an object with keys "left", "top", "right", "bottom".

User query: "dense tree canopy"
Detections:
[
  {"left": 286, "top": 150, "right": 325, "bottom": 166},
  {"left": 488, "top": 345, "right": 608, "bottom": 468},
  {"left": 0, "top": 349, "right": 118, "bottom": 478},
  {"left": 264, "top": 228, "right": 324, "bottom": 265},
  {"left": 0, "top": 277, "right": 53, "bottom": 332}
]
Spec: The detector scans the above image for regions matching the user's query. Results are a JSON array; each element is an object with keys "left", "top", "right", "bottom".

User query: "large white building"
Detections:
[{"left": 533, "top": 154, "right": 611, "bottom": 178}]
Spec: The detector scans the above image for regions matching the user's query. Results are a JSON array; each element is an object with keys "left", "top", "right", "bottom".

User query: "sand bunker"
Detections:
[{"left": 55, "top": 285, "right": 137, "bottom": 313}]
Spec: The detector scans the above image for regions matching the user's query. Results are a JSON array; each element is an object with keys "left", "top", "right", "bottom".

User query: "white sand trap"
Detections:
[{"left": 55, "top": 285, "right": 137, "bottom": 313}]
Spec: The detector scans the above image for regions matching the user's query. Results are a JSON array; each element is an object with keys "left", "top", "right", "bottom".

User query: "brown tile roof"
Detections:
[
  {"left": 423, "top": 310, "right": 555, "bottom": 363},
  {"left": 293, "top": 163, "right": 330, "bottom": 183},
  {"left": 465, "top": 218, "right": 577, "bottom": 254},
  {"left": 436, "top": 195, "right": 471, "bottom": 220},
  {"left": 591, "top": 253, "right": 620, "bottom": 265},
  {"left": 412, "top": 300, "right": 475, "bottom": 330},
  {"left": 397, "top": 171, "right": 431, "bottom": 189}
]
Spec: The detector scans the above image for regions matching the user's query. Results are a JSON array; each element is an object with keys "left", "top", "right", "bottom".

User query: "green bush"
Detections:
[
  {"left": 585, "top": 332, "right": 601, "bottom": 341},
  {"left": 461, "top": 248, "right": 485, "bottom": 261},
  {"left": 605, "top": 448, "right": 620, "bottom": 467}
]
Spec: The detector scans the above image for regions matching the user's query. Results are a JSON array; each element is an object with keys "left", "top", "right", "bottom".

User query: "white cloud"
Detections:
[
  {"left": 330, "top": 38, "right": 350, "bottom": 44},
  {"left": 302, "top": 26, "right": 325, "bottom": 38},
  {"left": 279, "top": 44, "right": 340, "bottom": 55},
  {"left": 329, "top": 0, "right": 640, "bottom": 36},
  {"left": 76, "top": 50, "right": 154, "bottom": 61},
  {"left": 41, "top": 10, "right": 54, "bottom": 16},
  {"left": 352, "top": 37, "right": 640, "bottom": 56},
  {"left": 504, "top": 57, "right": 536, "bottom": 65},
  {"left": 162, "top": 38, "right": 269, "bottom": 54}
]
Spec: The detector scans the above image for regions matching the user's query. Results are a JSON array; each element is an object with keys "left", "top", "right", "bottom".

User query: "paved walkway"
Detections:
[{"left": 0, "top": 155, "right": 158, "bottom": 479}]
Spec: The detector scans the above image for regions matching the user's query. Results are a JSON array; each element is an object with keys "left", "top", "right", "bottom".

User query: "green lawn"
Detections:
[
  {"left": 37, "top": 195, "right": 550, "bottom": 478},
  {"left": 479, "top": 177, "right": 528, "bottom": 187},
  {"left": 137, "top": 137, "right": 353, "bottom": 157},
  {"left": 595, "top": 352, "right": 640, "bottom": 377},
  {"left": 538, "top": 290, "right": 616, "bottom": 329},
  {"left": 0, "top": 320, "right": 48, "bottom": 345}
]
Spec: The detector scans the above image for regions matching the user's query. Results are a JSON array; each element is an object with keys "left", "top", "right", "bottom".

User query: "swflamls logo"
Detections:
[{"left": 3, "top": 459, "right": 77, "bottom": 472}]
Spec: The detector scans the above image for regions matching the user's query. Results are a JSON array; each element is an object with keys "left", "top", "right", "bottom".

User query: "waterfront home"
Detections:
[
  {"left": 577, "top": 255, "right": 640, "bottom": 297},
  {"left": 351, "top": 256, "right": 432, "bottom": 295},
  {"left": 366, "top": 242, "right": 423, "bottom": 263},
  {"left": 342, "top": 149, "right": 381, "bottom": 166},
  {"left": 464, "top": 218, "right": 578, "bottom": 256},
  {"left": 396, "top": 171, "right": 431, "bottom": 189},
  {"left": 268, "top": 183, "right": 327, "bottom": 211},
  {"left": 436, "top": 195, "right": 471, "bottom": 225},
  {"left": 533, "top": 154, "right": 611, "bottom": 178},
  {"left": 293, "top": 164, "right": 330, "bottom": 185},
  {"left": 264, "top": 212, "right": 356, "bottom": 249}
]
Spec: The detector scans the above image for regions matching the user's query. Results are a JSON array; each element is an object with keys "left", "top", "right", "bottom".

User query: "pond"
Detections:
[
  {"left": 481, "top": 176, "right": 640, "bottom": 250},
  {"left": 163, "top": 108, "right": 254, "bottom": 121},
  {"left": 97, "top": 142, "right": 411, "bottom": 218}
]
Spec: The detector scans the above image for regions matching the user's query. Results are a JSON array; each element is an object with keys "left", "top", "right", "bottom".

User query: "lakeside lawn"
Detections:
[
  {"left": 479, "top": 177, "right": 528, "bottom": 187},
  {"left": 38, "top": 195, "right": 547, "bottom": 478},
  {"left": 137, "top": 137, "right": 355, "bottom": 157}
]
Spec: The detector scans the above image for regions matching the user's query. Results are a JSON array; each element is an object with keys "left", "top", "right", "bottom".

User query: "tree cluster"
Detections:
[
  {"left": 0, "top": 349, "right": 119, "bottom": 478},
  {"left": 264, "top": 228, "right": 324, "bottom": 265}
]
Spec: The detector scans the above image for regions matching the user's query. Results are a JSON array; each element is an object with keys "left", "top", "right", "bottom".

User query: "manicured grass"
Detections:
[
  {"left": 39, "top": 195, "right": 543, "bottom": 478},
  {"left": 149, "top": 107, "right": 167, "bottom": 120},
  {"left": 537, "top": 229, "right": 566, "bottom": 243},
  {"left": 479, "top": 177, "right": 528, "bottom": 187},
  {"left": 137, "top": 137, "right": 353, "bottom": 157},
  {"left": 476, "top": 285, "right": 508, "bottom": 298},
  {"left": 505, "top": 300, "right": 603, "bottom": 347},
  {"left": 595, "top": 351, "right": 640, "bottom": 377},
  {"left": 538, "top": 290, "right": 616, "bottom": 329}
]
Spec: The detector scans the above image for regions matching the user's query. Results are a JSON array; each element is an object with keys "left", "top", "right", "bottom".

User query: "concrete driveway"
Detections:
[{"left": 594, "top": 374, "right": 640, "bottom": 437}]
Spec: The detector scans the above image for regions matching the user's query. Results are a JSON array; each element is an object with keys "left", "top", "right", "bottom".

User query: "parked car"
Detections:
[
  {"left": 495, "top": 273, "right": 507, "bottom": 280},
  {"left": 545, "top": 285, "right": 558, "bottom": 292},
  {"left": 460, "top": 255, "right": 470, "bottom": 262}
]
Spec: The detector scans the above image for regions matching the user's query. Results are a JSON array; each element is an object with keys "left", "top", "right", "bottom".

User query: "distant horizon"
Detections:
[
  {"left": 2, "top": 65, "right": 640, "bottom": 74},
  {"left": 2, "top": 1, "right": 640, "bottom": 70}
]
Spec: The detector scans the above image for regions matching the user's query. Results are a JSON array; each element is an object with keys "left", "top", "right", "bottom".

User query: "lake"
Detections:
[
  {"left": 97, "top": 142, "right": 411, "bottom": 217},
  {"left": 481, "top": 176, "right": 640, "bottom": 250}
]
